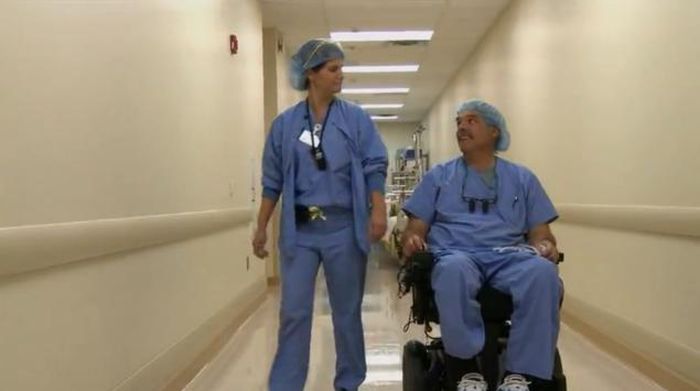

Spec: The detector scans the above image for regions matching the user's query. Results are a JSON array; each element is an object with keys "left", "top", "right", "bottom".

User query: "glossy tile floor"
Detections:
[{"left": 184, "top": 246, "right": 667, "bottom": 391}]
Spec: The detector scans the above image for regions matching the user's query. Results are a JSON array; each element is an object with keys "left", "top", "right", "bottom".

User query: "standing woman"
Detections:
[{"left": 252, "top": 38, "right": 388, "bottom": 391}]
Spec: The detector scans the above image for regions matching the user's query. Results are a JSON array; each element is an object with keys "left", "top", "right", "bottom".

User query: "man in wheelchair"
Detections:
[{"left": 400, "top": 100, "right": 563, "bottom": 391}]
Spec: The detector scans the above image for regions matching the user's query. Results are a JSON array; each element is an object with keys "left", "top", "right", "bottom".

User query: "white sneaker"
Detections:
[
  {"left": 457, "top": 373, "right": 487, "bottom": 391},
  {"left": 497, "top": 374, "right": 531, "bottom": 391}
]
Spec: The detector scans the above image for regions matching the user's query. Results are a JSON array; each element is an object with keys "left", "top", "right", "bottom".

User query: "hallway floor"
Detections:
[{"left": 184, "top": 246, "right": 667, "bottom": 391}]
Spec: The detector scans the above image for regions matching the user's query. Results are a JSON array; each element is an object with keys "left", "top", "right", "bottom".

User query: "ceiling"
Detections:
[{"left": 261, "top": 0, "right": 513, "bottom": 123}]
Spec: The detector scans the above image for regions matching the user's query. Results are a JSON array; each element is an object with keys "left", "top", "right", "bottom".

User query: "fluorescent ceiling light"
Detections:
[
  {"left": 342, "top": 88, "right": 410, "bottom": 95},
  {"left": 371, "top": 115, "right": 399, "bottom": 121},
  {"left": 331, "top": 30, "right": 434, "bottom": 42},
  {"left": 343, "top": 65, "right": 419, "bottom": 73},
  {"left": 361, "top": 104, "right": 404, "bottom": 109}
]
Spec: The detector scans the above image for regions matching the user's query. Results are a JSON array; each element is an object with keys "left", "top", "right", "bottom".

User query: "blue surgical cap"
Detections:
[
  {"left": 456, "top": 99, "right": 510, "bottom": 151},
  {"left": 289, "top": 38, "right": 345, "bottom": 91}
]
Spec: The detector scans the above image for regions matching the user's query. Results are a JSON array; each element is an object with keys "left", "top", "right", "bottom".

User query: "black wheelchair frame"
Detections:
[{"left": 397, "top": 251, "right": 567, "bottom": 391}]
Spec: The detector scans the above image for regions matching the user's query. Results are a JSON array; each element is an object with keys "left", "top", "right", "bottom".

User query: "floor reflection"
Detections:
[{"left": 185, "top": 244, "right": 664, "bottom": 391}]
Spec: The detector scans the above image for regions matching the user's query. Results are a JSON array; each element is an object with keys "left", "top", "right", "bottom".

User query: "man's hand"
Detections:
[
  {"left": 402, "top": 233, "right": 427, "bottom": 259},
  {"left": 401, "top": 216, "right": 430, "bottom": 259},
  {"left": 528, "top": 223, "right": 559, "bottom": 264},
  {"left": 252, "top": 228, "right": 269, "bottom": 259},
  {"left": 535, "top": 239, "right": 559, "bottom": 264},
  {"left": 369, "top": 207, "right": 387, "bottom": 242}
]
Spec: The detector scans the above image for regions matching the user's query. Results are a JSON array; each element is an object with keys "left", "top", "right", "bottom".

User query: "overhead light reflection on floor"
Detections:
[
  {"left": 364, "top": 369, "right": 403, "bottom": 385},
  {"left": 366, "top": 351, "right": 401, "bottom": 366}
]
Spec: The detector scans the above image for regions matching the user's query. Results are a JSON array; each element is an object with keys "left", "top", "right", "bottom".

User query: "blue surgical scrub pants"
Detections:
[
  {"left": 268, "top": 216, "right": 367, "bottom": 391},
  {"left": 431, "top": 249, "right": 562, "bottom": 380}
]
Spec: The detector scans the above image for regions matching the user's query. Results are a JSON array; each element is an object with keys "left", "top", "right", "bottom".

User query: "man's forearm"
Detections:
[
  {"left": 529, "top": 233, "right": 556, "bottom": 247},
  {"left": 527, "top": 224, "right": 556, "bottom": 246}
]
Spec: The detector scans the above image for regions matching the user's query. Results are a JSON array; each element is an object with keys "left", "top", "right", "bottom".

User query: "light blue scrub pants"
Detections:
[
  {"left": 268, "top": 215, "right": 367, "bottom": 391},
  {"left": 431, "top": 249, "right": 562, "bottom": 380}
]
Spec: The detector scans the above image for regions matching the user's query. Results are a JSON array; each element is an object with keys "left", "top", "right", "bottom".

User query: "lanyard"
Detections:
[{"left": 305, "top": 99, "right": 334, "bottom": 170}]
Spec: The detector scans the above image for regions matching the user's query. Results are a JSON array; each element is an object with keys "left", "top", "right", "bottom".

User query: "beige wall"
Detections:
[
  {"left": 275, "top": 36, "right": 304, "bottom": 117},
  {"left": 377, "top": 122, "right": 418, "bottom": 173},
  {"left": 261, "top": 28, "right": 302, "bottom": 280},
  {"left": 0, "top": 1, "right": 267, "bottom": 390},
  {"left": 422, "top": 0, "right": 700, "bottom": 386},
  {"left": 263, "top": 28, "right": 302, "bottom": 131}
]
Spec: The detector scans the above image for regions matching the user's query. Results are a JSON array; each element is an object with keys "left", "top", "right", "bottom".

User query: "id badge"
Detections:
[{"left": 298, "top": 130, "right": 321, "bottom": 147}]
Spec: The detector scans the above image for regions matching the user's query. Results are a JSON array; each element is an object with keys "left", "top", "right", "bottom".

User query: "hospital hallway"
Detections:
[
  {"left": 2, "top": 0, "right": 700, "bottom": 390},
  {"left": 182, "top": 246, "right": 666, "bottom": 391}
]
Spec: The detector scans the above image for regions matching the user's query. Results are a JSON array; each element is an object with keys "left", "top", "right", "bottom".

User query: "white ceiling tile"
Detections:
[
  {"left": 326, "top": 3, "right": 443, "bottom": 30},
  {"left": 263, "top": 0, "right": 514, "bottom": 121}
]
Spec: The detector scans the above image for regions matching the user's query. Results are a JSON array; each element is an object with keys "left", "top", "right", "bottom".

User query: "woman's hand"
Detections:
[
  {"left": 252, "top": 228, "right": 269, "bottom": 259},
  {"left": 369, "top": 207, "right": 387, "bottom": 242},
  {"left": 368, "top": 192, "right": 388, "bottom": 242},
  {"left": 253, "top": 197, "right": 278, "bottom": 259}
]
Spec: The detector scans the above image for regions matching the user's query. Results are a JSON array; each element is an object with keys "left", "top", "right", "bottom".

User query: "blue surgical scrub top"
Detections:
[
  {"left": 403, "top": 157, "right": 557, "bottom": 251},
  {"left": 294, "top": 103, "right": 353, "bottom": 209},
  {"left": 260, "top": 99, "right": 388, "bottom": 257}
]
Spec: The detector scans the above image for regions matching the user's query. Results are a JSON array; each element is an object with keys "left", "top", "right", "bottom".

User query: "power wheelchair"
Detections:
[{"left": 397, "top": 251, "right": 567, "bottom": 391}]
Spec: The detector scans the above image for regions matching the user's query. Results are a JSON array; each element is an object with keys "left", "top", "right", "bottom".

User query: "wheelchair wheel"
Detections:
[{"left": 403, "top": 340, "right": 429, "bottom": 391}]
